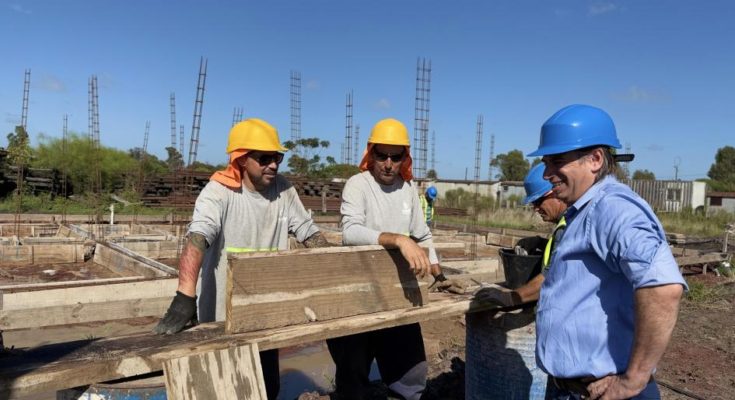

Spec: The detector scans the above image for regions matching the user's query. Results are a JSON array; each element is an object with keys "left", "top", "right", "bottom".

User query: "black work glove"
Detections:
[
  {"left": 153, "top": 291, "right": 198, "bottom": 335},
  {"left": 473, "top": 284, "right": 519, "bottom": 308}
]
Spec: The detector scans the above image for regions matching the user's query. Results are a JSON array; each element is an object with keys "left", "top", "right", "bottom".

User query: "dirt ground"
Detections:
[{"left": 417, "top": 272, "right": 735, "bottom": 400}]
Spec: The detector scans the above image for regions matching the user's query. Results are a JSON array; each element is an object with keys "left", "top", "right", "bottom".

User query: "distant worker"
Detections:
[
  {"left": 420, "top": 185, "right": 437, "bottom": 225},
  {"left": 528, "top": 104, "right": 686, "bottom": 399},
  {"left": 153, "top": 118, "right": 329, "bottom": 400},
  {"left": 475, "top": 162, "right": 567, "bottom": 307},
  {"left": 328, "top": 118, "right": 460, "bottom": 400}
]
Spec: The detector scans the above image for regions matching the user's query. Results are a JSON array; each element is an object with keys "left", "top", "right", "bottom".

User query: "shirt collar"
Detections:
[{"left": 564, "top": 175, "right": 617, "bottom": 220}]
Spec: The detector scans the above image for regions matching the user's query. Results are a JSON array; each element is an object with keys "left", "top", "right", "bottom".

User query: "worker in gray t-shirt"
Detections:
[
  {"left": 327, "top": 118, "right": 458, "bottom": 400},
  {"left": 153, "top": 118, "right": 328, "bottom": 400}
]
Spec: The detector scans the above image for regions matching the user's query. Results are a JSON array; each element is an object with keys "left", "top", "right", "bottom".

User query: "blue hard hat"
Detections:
[
  {"left": 528, "top": 104, "right": 622, "bottom": 157},
  {"left": 523, "top": 163, "right": 553, "bottom": 205},
  {"left": 425, "top": 186, "right": 437, "bottom": 200}
]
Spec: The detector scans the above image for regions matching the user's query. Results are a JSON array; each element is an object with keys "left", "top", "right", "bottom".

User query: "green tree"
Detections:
[
  {"left": 707, "top": 146, "right": 735, "bottom": 191},
  {"left": 165, "top": 146, "right": 185, "bottom": 171},
  {"left": 632, "top": 169, "right": 656, "bottom": 180},
  {"left": 33, "top": 132, "right": 139, "bottom": 193},
  {"left": 283, "top": 137, "right": 332, "bottom": 177},
  {"left": 490, "top": 150, "right": 530, "bottom": 181},
  {"left": 6, "top": 125, "right": 32, "bottom": 167},
  {"left": 426, "top": 169, "right": 438, "bottom": 179}
]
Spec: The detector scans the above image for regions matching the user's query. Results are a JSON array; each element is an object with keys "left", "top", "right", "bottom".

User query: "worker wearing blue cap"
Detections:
[
  {"left": 420, "top": 186, "right": 437, "bottom": 226},
  {"left": 529, "top": 105, "right": 686, "bottom": 400}
]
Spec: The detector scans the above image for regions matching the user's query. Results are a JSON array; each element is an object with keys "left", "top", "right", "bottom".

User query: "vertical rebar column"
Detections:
[
  {"left": 170, "top": 93, "right": 177, "bottom": 149},
  {"left": 62, "top": 114, "right": 68, "bottom": 224},
  {"left": 353, "top": 124, "right": 360, "bottom": 166},
  {"left": 21, "top": 69, "right": 30, "bottom": 130},
  {"left": 187, "top": 57, "right": 207, "bottom": 166},
  {"left": 88, "top": 77, "right": 94, "bottom": 142},
  {"left": 290, "top": 70, "right": 302, "bottom": 143},
  {"left": 91, "top": 75, "right": 102, "bottom": 235},
  {"left": 488, "top": 133, "right": 495, "bottom": 181},
  {"left": 470, "top": 114, "right": 484, "bottom": 260},
  {"left": 345, "top": 90, "right": 353, "bottom": 165},
  {"left": 179, "top": 125, "right": 185, "bottom": 156},
  {"left": 413, "top": 58, "right": 432, "bottom": 180},
  {"left": 431, "top": 130, "right": 436, "bottom": 175}
]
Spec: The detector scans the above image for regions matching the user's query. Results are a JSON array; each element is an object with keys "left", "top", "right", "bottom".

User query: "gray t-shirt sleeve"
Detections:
[
  {"left": 187, "top": 182, "right": 224, "bottom": 246},
  {"left": 408, "top": 185, "right": 439, "bottom": 264},
  {"left": 285, "top": 185, "right": 320, "bottom": 242},
  {"left": 341, "top": 176, "right": 381, "bottom": 245}
]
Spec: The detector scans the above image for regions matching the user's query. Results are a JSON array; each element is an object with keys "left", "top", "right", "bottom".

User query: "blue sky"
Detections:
[{"left": 1, "top": 0, "right": 733, "bottom": 181}]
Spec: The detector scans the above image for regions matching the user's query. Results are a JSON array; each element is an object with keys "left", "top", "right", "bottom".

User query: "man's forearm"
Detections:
[
  {"left": 378, "top": 232, "right": 404, "bottom": 248},
  {"left": 177, "top": 233, "right": 207, "bottom": 297},
  {"left": 514, "top": 273, "right": 544, "bottom": 303},
  {"left": 626, "top": 284, "right": 683, "bottom": 382}
]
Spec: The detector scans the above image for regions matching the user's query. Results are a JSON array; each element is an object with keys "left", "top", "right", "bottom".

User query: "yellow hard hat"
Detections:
[
  {"left": 226, "top": 118, "right": 288, "bottom": 153},
  {"left": 368, "top": 118, "right": 411, "bottom": 147}
]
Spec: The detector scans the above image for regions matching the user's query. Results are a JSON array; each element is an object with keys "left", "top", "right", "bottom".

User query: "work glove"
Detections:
[
  {"left": 428, "top": 264, "right": 466, "bottom": 295},
  {"left": 472, "top": 284, "right": 519, "bottom": 308},
  {"left": 429, "top": 273, "right": 466, "bottom": 294},
  {"left": 153, "top": 291, "right": 198, "bottom": 335}
]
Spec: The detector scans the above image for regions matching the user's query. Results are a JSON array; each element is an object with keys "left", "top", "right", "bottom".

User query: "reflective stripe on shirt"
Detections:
[
  {"left": 226, "top": 247, "right": 279, "bottom": 253},
  {"left": 542, "top": 217, "right": 567, "bottom": 269}
]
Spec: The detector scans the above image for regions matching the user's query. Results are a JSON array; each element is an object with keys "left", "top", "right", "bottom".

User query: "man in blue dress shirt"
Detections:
[{"left": 527, "top": 104, "right": 687, "bottom": 400}]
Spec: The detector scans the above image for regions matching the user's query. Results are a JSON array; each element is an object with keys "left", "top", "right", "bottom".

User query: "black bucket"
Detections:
[{"left": 499, "top": 248, "right": 543, "bottom": 290}]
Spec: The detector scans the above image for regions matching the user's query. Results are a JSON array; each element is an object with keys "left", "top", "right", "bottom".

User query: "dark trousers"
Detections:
[
  {"left": 326, "top": 323, "right": 426, "bottom": 398},
  {"left": 260, "top": 349, "right": 280, "bottom": 400},
  {"left": 545, "top": 378, "right": 660, "bottom": 400}
]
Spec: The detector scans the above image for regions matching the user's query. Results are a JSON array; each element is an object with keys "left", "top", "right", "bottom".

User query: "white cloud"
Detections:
[
  {"left": 588, "top": 2, "right": 618, "bottom": 16},
  {"left": 305, "top": 80, "right": 320, "bottom": 90},
  {"left": 38, "top": 74, "right": 66, "bottom": 92},
  {"left": 9, "top": 3, "right": 31, "bottom": 14},
  {"left": 613, "top": 85, "right": 669, "bottom": 103},
  {"left": 374, "top": 98, "right": 391, "bottom": 110}
]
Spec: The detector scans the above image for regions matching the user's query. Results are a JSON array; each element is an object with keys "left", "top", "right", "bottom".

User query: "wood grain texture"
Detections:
[
  {"left": 225, "top": 245, "right": 433, "bottom": 333},
  {"left": 164, "top": 343, "right": 267, "bottom": 400},
  {"left": 0, "top": 293, "right": 494, "bottom": 397}
]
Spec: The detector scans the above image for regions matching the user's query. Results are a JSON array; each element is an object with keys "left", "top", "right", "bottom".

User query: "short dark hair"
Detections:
[{"left": 578, "top": 146, "right": 617, "bottom": 182}]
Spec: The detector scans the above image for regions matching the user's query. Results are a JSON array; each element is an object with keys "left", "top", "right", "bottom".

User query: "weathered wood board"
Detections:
[
  {"left": 0, "top": 293, "right": 490, "bottom": 398},
  {"left": 226, "top": 245, "right": 433, "bottom": 334},
  {"left": 0, "top": 278, "right": 177, "bottom": 330},
  {"left": 163, "top": 343, "right": 267, "bottom": 400}
]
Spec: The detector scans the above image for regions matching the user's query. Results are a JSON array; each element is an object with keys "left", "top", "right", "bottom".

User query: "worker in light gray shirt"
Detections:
[
  {"left": 153, "top": 118, "right": 328, "bottom": 400},
  {"left": 328, "top": 118, "right": 458, "bottom": 400}
]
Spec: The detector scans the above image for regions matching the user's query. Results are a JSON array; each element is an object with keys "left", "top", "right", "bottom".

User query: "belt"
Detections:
[
  {"left": 549, "top": 375, "right": 655, "bottom": 397},
  {"left": 549, "top": 376, "right": 594, "bottom": 397}
]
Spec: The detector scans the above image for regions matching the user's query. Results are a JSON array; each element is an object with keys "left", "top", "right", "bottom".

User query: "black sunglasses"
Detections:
[
  {"left": 532, "top": 192, "right": 552, "bottom": 207},
  {"left": 249, "top": 152, "right": 284, "bottom": 166},
  {"left": 373, "top": 149, "right": 405, "bottom": 162}
]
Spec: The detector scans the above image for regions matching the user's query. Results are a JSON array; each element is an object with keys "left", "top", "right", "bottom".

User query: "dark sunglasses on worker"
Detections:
[
  {"left": 250, "top": 152, "right": 284, "bottom": 166},
  {"left": 373, "top": 149, "right": 405, "bottom": 162}
]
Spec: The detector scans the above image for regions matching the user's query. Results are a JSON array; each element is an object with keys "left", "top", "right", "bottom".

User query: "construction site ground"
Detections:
[{"left": 2, "top": 217, "right": 734, "bottom": 399}]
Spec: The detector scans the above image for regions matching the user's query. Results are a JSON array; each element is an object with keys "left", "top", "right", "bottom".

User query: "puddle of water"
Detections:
[{"left": 279, "top": 340, "right": 380, "bottom": 399}]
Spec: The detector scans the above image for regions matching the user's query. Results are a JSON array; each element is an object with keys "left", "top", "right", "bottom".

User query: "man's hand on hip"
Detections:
[
  {"left": 586, "top": 373, "right": 649, "bottom": 400},
  {"left": 153, "top": 291, "right": 198, "bottom": 335}
]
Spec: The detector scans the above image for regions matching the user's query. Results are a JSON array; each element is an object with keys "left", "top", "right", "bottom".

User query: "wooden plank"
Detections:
[
  {"left": 0, "top": 276, "right": 147, "bottom": 292},
  {"left": 1, "top": 278, "right": 177, "bottom": 310},
  {"left": 105, "top": 241, "right": 179, "bottom": 275},
  {"left": 93, "top": 242, "right": 171, "bottom": 278},
  {"left": 226, "top": 245, "right": 432, "bottom": 334},
  {"left": 0, "top": 293, "right": 492, "bottom": 397},
  {"left": 676, "top": 253, "right": 725, "bottom": 267},
  {"left": 0, "top": 296, "right": 172, "bottom": 330},
  {"left": 163, "top": 343, "right": 267, "bottom": 400}
]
